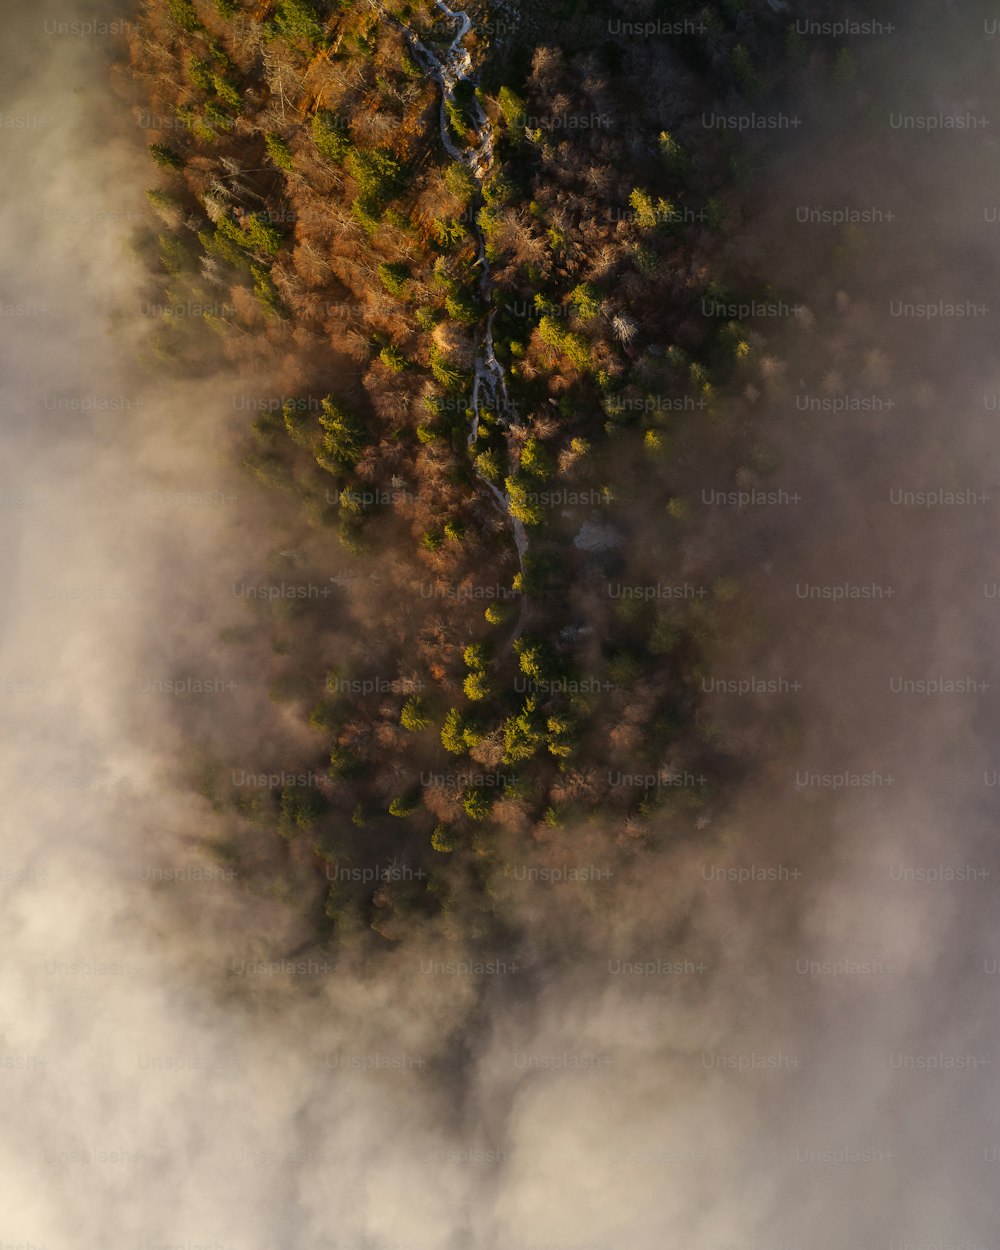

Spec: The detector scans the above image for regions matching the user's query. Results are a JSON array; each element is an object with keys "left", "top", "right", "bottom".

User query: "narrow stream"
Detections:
[{"left": 396, "top": 1, "right": 530, "bottom": 644}]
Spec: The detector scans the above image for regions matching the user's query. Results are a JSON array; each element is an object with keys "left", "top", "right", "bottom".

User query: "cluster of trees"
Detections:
[{"left": 125, "top": 0, "right": 871, "bottom": 944}]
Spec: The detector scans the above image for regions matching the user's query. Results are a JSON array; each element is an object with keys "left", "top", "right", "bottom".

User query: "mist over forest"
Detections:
[{"left": 2, "top": 0, "right": 999, "bottom": 1246}]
